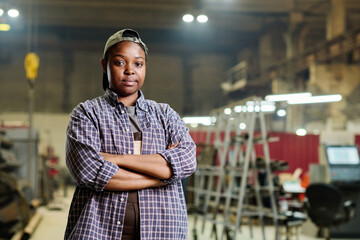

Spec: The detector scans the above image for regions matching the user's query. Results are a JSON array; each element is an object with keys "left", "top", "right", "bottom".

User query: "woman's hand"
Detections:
[{"left": 167, "top": 142, "right": 179, "bottom": 149}]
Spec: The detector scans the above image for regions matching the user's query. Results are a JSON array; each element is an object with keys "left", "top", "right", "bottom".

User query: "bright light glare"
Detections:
[
  {"left": 233, "top": 101, "right": 277, "bottom": 113},
  {"left": 296, "top": 128, "right": 307, "bottom": 136},
  {"left": 234, "top": 105, "right": 242, "bottom": 113},
  {"left": 197, "top": 14, "right": 208, "bottom": 23},
  {"left": 287, "top": 94, "right": 342, "bottom": 104},
  {"left": 261, "top": 104, "right": 276, "bottom": 112},
  {"left": 8, "top": 9, "right": 19, "bottom": 17},
  {"left": 245, "top": 101, "right": 276, "bottom": 112},
  {"left": 0, "top": 24, "right": 11, "bottom": 31},
  {"left": 265, "top": 92, "right": 312, "bottom": 102},
  {"left": 277, "top": 109, "right": 286, "bottom": 117},
  {"left": 239, "top": 123, "right": 246, "bottom": 129},
  {"left": 224, "top": 108, "right": 232, "bottom": 115},
  {"left": 0, "top": 9, "right": 4, "bottom": 16},
  {"left": 183, "top": 116, "right": 212, "bottom": 126},
  {"left": 211, "top": 116, "right": 216, "bottom": 124},
  {"left": 182, "top": 14, "right": 194, "bottom": 23}
]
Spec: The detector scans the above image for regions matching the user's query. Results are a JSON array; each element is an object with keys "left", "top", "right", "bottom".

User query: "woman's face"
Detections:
[{"left": 102, "top": 41, "right": 146, "bottom": 103}]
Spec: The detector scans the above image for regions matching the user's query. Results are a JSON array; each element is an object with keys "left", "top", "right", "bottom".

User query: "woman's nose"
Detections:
[{"left": 124, "top": 66, "right": 135, "bottom": 75}]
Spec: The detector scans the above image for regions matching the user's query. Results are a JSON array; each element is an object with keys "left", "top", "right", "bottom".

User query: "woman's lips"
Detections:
[{"left": 122, "top": 79, "right": 137, "bottom": 86}]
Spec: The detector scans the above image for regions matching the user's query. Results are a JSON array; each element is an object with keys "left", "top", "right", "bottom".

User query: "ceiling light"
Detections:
[
  {"left": 182, "top": 116, "right": 212, "bottom": 126},
  {"left": 245, "top": 101, "right": 276, "bottom": 112},
  {"left": 296, "top": 128, "right": 307, "bottom": 136},
  {"left": 197, "top": 14, "right": 208, "bottom": 23},
  {"left": 287, "top": 94, "right": 342, "bottom": 104},
  {"left": 8, "top": 8, "right": 19, "bottom": 18},
  {"left": 182, "top": 14, "right": 194, "bottom": 23},
  {"left": 261, "top": 104, "right": 276, "bottom": 112},
  {"left": 224, "top": 108, "right": 232, "bottom": 115},
  {"left": 246, "top": 105, "right": 275, "bottom": 112},
  {"left": 0, "top": 8, "right": 4, "bottom": 16},
  {"left": 239, "top": 123, "right": 246, "bottom": 129},
  {"left": 265, "top": 92, "right": 312, "bottom": 102},
  {"left": 277, "top": 109, "right": 287, "bottom": 117},
  {"left": 0, "top": 23, "right": 11, "bottom": 31},
  {"left": 234, "top": 105, "right": 242, "bottom": 113}
]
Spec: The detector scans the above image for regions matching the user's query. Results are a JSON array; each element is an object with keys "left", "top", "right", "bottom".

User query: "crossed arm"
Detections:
[{"left": 103, "top": 144, "right": 178, "bottom": 191}]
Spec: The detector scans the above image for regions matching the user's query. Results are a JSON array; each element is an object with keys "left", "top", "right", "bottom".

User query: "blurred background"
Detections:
[{"left": 1, "top": 0, "right": 360, "bottom": 239}]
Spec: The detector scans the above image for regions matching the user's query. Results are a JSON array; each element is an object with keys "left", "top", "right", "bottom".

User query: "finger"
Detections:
[{"left": 168, "top": 142, "right": 179, "bottom": 149}]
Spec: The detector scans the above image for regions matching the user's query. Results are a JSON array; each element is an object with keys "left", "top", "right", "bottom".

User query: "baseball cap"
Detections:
[
  {"left": 102, "top": 28, "right": 148, "bottom": 90},
  {"left": 103, "top": 28, "right": 148, "bottom": 59}
]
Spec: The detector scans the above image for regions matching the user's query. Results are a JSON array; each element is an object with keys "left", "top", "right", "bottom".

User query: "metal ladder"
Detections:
[{"left": 189, "top": 98, "right": 280, "bottom": 240}]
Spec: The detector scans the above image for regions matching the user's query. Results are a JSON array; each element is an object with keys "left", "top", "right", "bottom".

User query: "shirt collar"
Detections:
[
  {"left": 104, "top": 88, "right": 148, "bottom": 112},
  {"left": 136, "top": 90, "right": 148, "bottom": 112}
]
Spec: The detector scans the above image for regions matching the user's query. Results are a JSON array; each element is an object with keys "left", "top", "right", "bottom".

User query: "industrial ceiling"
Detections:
[{"left": 3, "top": 0, "right": 359, "bottom": 54}]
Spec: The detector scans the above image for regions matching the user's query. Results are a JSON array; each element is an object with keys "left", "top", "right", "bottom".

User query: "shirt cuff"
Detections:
[
  {"left": 158, "top": 150, "right": 177, "bottom": 184},
  {"left": 94, "top": 160, "right": 119, "bottom": 192}
]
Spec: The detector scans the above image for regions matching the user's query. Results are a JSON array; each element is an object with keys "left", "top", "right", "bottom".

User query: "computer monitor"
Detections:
[
  {"left": 326, "top": 145, "right": 360, "bottom": 165},
  {"left": 325, "top": 145, "right": 360, "bottom": 183}
]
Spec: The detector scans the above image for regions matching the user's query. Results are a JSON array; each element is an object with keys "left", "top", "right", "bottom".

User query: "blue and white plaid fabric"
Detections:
[{"left": 64, "top": 89, "right": 197, "bottom": 240}]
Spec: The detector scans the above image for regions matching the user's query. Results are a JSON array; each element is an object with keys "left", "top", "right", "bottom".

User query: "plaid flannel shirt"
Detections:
[{"left": 65, "top": 89, "right": 197, "bottom": 240}]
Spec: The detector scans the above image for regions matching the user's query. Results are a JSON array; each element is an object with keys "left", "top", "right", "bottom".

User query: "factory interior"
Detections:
[{"left": 1, "top": 0, "right": 360, "bottom": 239}]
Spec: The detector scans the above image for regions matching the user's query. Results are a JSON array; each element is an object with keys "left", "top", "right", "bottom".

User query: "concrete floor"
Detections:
[{"left": 28, "top": 188, "right": 356, "bottom": 240}]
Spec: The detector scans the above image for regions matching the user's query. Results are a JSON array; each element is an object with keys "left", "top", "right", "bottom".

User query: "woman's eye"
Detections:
[
  {"left": 135, "top": 62, "right": 143, "bottom": 67},
  {"left": 115, "top": 61, "right": 125, "bottom": 66}
]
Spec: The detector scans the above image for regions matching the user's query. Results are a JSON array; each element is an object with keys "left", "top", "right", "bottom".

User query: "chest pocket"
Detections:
[
  {"left": 98, "top": 110, "right": 128, "bottom": 155},
  {"left": 151, "top": 127, "right": 167, "bottom": 152},
  {"left": 142, "top": 114, "right": 168, "bottom": 154}
]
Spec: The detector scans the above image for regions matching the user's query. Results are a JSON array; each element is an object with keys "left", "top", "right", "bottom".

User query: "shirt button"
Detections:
[
  {"left": 117, "top": 220, "right": 121, "bottom": 225},
  {"left": 128, "top": 150, "right": 132, "bottom": 154},
  {"left": 126, "top": 128, "right": 130, "bottom": 132},
  {"left": 120, "top": 198, "right": 124, "bottom": 202},
  {"left": 121, "top": 110, "right": 125, "bottom": 114}
]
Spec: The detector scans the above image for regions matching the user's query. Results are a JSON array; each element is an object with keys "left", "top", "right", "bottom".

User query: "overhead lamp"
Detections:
[
  {"left": 182, "top": 116, "right": 212, "bottom": 126},
  {"left": 234, "top": 105, "right": 242, "bottom": 113},
  {"left": 183, "top": 13, "right": 208, "bottom": 23},
  {"left": 239, "top": 122, "right": 246, "bottom": 130},
  {"left": 8, "top": 8, "right": 19, "bottom": 18},
  {"left": 296, "top": 128, "right": 307, "bottom": 136},
  {"left": 233, "top": 101, "right": 276, "bottom": 113},
  {"left": 287, "top": 94, "right": 342, "bottom": 104},
  {"left": 197, "top": 14, "right": 208, "bottom": 23},
  {"left": 277, "top": 109, "right": 287, "bottom": 117},
  {"left": 0, "top": 23, "right": 11, "bottom": 31},
  {"left": 182, "top": 14, "right": 194, "bottom": 23},
  {"left": 224, "top": 108, "right": 232, "bottom": 115},
  {"left": 246, "top": 105, "right": 276, "bottom": 112},
  {"left": 265, "top": 92, "right": 312, "bottom": 102},
  {"left": 0, "top": 8, "right": 4, "bottom": 16},
  {"left": 246, "top": 101, "right": 276, "bottom": 112}
]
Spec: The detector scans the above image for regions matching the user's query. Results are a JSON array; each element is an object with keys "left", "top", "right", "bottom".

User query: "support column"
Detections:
[
  {"left": 259, "top": 33, "right": 273, "bottom": 71},
  {"left": 284, "top": 12, "right": 304, "bottom": 59},
  {"left": 182, "top": 55, "right": 194, "bottom": 116},
  {"left": 62, "top": 50, "right": 73, "bottom": 112},
  {"left": 326, "top": 0, "right": 346, "bottom": 40}
]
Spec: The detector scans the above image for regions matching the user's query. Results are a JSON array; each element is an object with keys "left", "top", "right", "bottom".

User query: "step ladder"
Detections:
[{"left": 189, "top": 98, "right": 280, "bottom": 240}]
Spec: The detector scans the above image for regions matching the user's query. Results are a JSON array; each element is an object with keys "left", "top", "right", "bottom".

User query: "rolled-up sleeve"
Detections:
[
  {"left": 66, "top": 104, "right": 119, "bottom": 192},
  {"left": 158, "top": 105, "right": 197, "bottom": 182}
]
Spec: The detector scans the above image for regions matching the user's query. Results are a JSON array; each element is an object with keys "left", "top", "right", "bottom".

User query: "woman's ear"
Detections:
[{"left": 101, "top": 59, "right": 107, "bottom": 73}]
